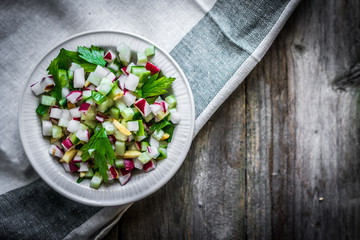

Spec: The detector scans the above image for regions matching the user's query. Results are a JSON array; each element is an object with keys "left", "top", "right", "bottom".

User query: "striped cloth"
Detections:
[{"left": 0, "top": 0, "right": 299, "bottom": 239}]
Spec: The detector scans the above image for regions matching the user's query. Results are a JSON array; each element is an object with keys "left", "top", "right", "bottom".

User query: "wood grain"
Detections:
[{"left": 103, "top": 0, "right": 360, "bottom": 239}]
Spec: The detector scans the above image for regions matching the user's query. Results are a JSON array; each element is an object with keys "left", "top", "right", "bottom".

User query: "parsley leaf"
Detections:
[
  {"left": 77, "top": 46, "right": 106, "bottom": 67},
  {"left": 141, "top": 73, "right": 175, "bottom": 98},
  {"left": 47, "top": 58, "right": 68, "bottom": 101},
  {"left": 80, "top": 128, "right": 115, "bottom": 183}
]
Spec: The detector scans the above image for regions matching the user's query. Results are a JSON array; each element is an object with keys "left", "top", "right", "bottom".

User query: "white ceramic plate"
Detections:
[{"left": 19, "top": 30, "right": 195, "bottom": 206}]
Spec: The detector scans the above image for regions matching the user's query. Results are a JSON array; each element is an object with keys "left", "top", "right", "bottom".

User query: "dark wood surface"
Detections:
[{"left": 104, "top": 0, "right": 360, "bottom": 239}]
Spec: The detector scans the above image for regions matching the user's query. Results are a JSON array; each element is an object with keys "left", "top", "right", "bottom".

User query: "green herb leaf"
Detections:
[
  {"left": 76, "top": 177, "right": 85, "bottom": 183},
  {"left": 141, "top": 76, "right": 175, "bottom": 98},
  {"left": 80, "top": 128, "right": 115, "bottom": 183},
  {"left": 47, "top": 58, "right": 68, "bottom": 101},
  {"left": 150, "top": 120, "right": 173, "bottom": 132},
  {"left": 77, "top": 46, "right": 106, "bottom": 67}
]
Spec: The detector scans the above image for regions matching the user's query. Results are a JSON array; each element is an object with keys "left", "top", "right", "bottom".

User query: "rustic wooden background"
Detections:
[{"left": 104, "top": 0, "right": 360, "bottom": 239}]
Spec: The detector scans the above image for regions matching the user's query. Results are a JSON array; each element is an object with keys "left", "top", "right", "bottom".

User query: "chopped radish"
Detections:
[
  {"left": 127, "top": 121, "right": 139, "bottom": 132},
  {"left": 78, "top": 162, "right": 89, "bottom": 172},
  {"left": 73, "top": 155, "right": 82, "bottom": 162},
  {"left": 60, "top": 109, "right": 71, "bottom": 120},
  {"left": 67, "top": 119, "right": 80, "bottom": 133},
  {"left": 69, "top": 107, "right": 81, "bottom": 118},
  {"left": 62, "top": 138, "right": 73, "bottom": 151},
  {"left": 133, "top": 158, "right": 143, "bottom": 170},
  {"left": 147, "top": 146, "right": 160, "bottom": 159},
  {"left": 79, "top": 103, "right": 91, "bottom": 114},
  {"left": 94, "top": 65, "right": 109, "bottom": 78},
  {"left": 66, "top": 91, "right": 82, "bottom": 104},
  {"left": 118, "top": 168, "right": 131, "bottom": 185},
  {"left": 106, "top": 71, "right": 117, "bottom": 82},
  {"left": 121, "top": 67, "right": 129, "bottom": 76},
  {"left": 42, "top": 120, "right": 52, "bottom": 136},
  {"left": 149, "top": 103, "right": 161, "bottom": 115},
  {"left": 103, "top": 50, "right": 116, "bottom": 63},
  {"left": 125, "top": 74, "right": 139, "bottom": 91},
  {"left": 41, "top": 76, "right": 55, "bottom": 91},
  {"left": 95, "top": 115, "right": 105, "bottom": 123},
  {"left": 76, "top": 129, "right": 90, "bottom": 142},
  {"left": 122, "top": 90, "right": 136, "bottom": 106},
  {"left": 30, "top": 81, "right": 44, "bottom": 95},
  {"left": 69, "top": 161, "right": 80, "bottom": 172},
  {"left": 143, "top": 160, "right": 157, "bottom": 172},
  {"left": 117, "top": 43, "right": 131, "bottom": 66},
  {"left": 134, "top": 98, "right": 151, "bottom": 117},
  {"left": 160, "top": 101, "right": 169, "bottom": 113},
  {"left": 50, "top": 107, "right": 62, "bottom": 119},
  {"left": 124, "top": 159, "right": 135, "bottom": 171},
  {"left": 87, "top": 72, "right": 102, "bottom": 86},
  {"left": 135, "top": 141, "right": 141, "bottom": 150},
  {"left": 62, "top": 163, "right": 71, "bottom": 173},
  {"left": 62, "top": 87, "right": 70, "bottom": 98},
  {"left": 117, "top": 74, "right": 128, "bottom": 90},
  {"left": 107, "top": 135, "right": 116, "bottom": 145},
  {"left": 145, "top": 62, "right": 160, "bottom": 75},
  {"left": 107, "top": 164, "right": 118, "bottom": 180},
  {"left": 48, "top": 145, "right": 64, "bottom": 158},
  {"left": 73, "top": 68, "right": 85, "bottom": 88}
]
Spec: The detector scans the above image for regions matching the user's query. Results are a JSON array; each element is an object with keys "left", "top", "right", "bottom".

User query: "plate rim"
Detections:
[{"left": 18, "top": 30, "right": 195, "bottom": 206}]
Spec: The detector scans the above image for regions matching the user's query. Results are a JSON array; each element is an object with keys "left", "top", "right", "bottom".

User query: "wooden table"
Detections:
[{"left": 105, "top": 0, "right": 360, "bottom": 239}]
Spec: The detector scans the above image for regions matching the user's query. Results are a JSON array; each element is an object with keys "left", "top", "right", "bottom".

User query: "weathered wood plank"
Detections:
[{"left": 104, "top": 0, "right": 360, "bottom": 239}]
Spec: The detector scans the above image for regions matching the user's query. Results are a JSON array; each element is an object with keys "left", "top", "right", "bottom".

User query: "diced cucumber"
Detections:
[
  {"left": 145, "top": 46, "right": 155, "bottom": 56},
  {"left": 85, "top": 168, "right": 94, "bottom": 178},
  {"left": 165, "top": 95, "right": 177, "bottom": 109},
  {"left": 131, "top": 66, "right": 148, "bottom": 76},
  {"left": 102, "top": 121, "right": 115, "bottom": 135},
  {"left": 141, "top": 142, "right": 150, "bottom": 152},
  {"left": 41, "top": 95, "right": 56, "bottom": 106},
  {"left": 98, "top": 98, "right": 114, "bottom": 113},
  {"left": 115, "top": 141, "right": 126, "bottom": 155},
  {"left": 82, "top": 90, "right": 92, "bottom": 99},
  {"left": 100, "top": 77, "right": 113, "bottom": 86},
  {"left": 109, "top": 107, "right": 120, "bottom": 120},
  {"left": 159, "top": 141, "right": 168, "bottom": 149},
  {"left": 157, "top": 147, "right": 167, "bottom": 160},
  {"left": 97, "top": 84, "right": 112, "bottom": 96},
  {"left": 85, "top": 97, "right": 95, "bottom": 106},
  {"left": 117, "top": 43, "right": 131, "bottom": 66},
  {"left": 83, "top": 119, "right": 98, "bottom": 129},
  {"left": 107, "top": 62, "right": 120, "bottom": 72},
  {"left": 92, "top": 91, "right": 106, "bottom": 105},
  {"left": 69, "top": 133, "right": 80, "bottom": 145},
  {"left": 137, "top": 52, "right": 147, "bottom": 65},
  {"left": 138, "top": 71, "right": 151, "bottom": 88},
  {"left": 114, "top": 129, "right": 128, "bottom": 141},
  {"left": 114, "top": 99, "right": 127, "bottom": 112},
  {"left": 143, "top": 112, "right": 154, "bottom": 122},
  {"left": 108, "top": 85, "right": 123, "bottom": 99},
  {"left": 115, "top": 159, "right": 125, "bottom": 168},
  {"left": 52, "top": 125, "right": 62, "bottom": 139},
  {"left": 126, "top": 62, "right": 136, "bottom": 73},
  {"left": 121, "top": 107, "right": 135, "bottom": 120},
  {"left": 152, "top": 130, "right": 164, "bottom": 141},
  {"left": 136, "top": 120, "right": 144, "bottom": 136},
  {"left": 79, "top": 123, "right": 89, "bottom": 131},
  {"left": 90, "top": 171, "right": 103, "bottom": 189},
  {"left": 36, "top": 104, "right": 50, "bottom": 116},
  {"left": 138, "top": 151, "right": 152, "bottom": 164},
  {"left": 134, "top": 134, "right": 147, "bottom": 142}
]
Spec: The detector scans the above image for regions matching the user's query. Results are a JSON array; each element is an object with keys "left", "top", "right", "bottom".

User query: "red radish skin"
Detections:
[
  {"left": 62, "top": 138, "right": 73, "bottom": 150},
  {"left": 109, "top": 165, "right": 118, "bottom": 179},
  {"left": 124, "top": 159, "right": 135, "bottom": 171},
  {"left": 145, "top": 62, "right": 160, "bottom": 75},
  {"left": 108, "top": 135, "right": 116, "bottom": 145},
  {"left": 66, "top": 91, "right": 83, "bottom": 104},
  {"left": 135, "top": 142, "right": 141, "bottom": 150},
  {"left": 95, "top": 115, "right": 105, "bottom": 123},
  {"left": 121, "top": 67, "right": 129, "bottom": 76},
  {"left": 69, "top": 161, "right": 80, "bottom": 172},
  {"left": 72, "top": 155, "right": 82, "bottom": 163},
  {"left": 119, "top": 168, "right": 131, "bottom": 185},
  {"left": 79, "top": 103, "right": 91, "bottom": 113},
  {"left": 143, "top": 160, "right": 157, "bottom": 172},
  {"left": 134, "top": 98, "right": 151, "bottom": 116},
  {"left": 73, "top": 117, "right": 81, "bottom": 121}
]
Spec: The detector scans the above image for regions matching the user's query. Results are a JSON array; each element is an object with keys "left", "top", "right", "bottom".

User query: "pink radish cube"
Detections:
[
  {"left": 69, "top": 107, "right": 81, "bottom": 118},
  {"left": 48, "top": 145, "right": 64, "bottom": 158},
  {"left": 67, "top": 119, "right": 80, "bottom": 133},
  {"left": 66, "top": 91, "right": 82, "bottom": 104},
  {"left": 134, "top": 98, "right": 151, "bottom": 117},
  {"left": 103, "top": 50, "right": 116, "bottom": 63},
  {"left": 124, "top": 159, "right": 135, "bottom": 171},
  {"left": 62, "top": 138, "right": 74, "bottom": 151},
  {"left": 106, "top": 71, "right": 117, "bottom": 82},
  {"left": 143, "top": 160, "right": 157, "bottom": 172},
  {"left": 50, "top": 107, "right": 62, "bottom": 119},
  {"left": 119, "top": 169, "right": 131, "bottom": 186},
  {"left": 122, "top": 90, "right": 136, "bottom": 106},
  {"left": 73, "top": 68, "right": 85, "bottom": 88},
  {"left": 42, "top": 120, "right": 52, "bottom": 136},
  {"left": 30, "top": 81, "right": 44, "bottom": 95},
  {"left": 149, "top": 103, "right": 161, "bottom": 115},
  {"left": 79, "top": 103, "right": 91, "bottom": 114},
  {"left": 94, "top": 65, "right": 109, "bottom": 78},
  {"left": 124, "top": 73, "right": 139, "bottom": 91},
  {"left": 69, "top": 161, "right": 80, "bottom": 172},
  {"left": 118, "top": 74, "right": 128, "bottom": 90},
  {"left": 76, "top": 129, "right": 89, "bottom": 142},
  {"left": 121, "top": 67, "right": 129, "bottom": 76},
  {"left": 147, "top": 146, "right": 160, "bottom": 159},
  {"left": 145, "top": 62, "right": 160, "bottom": 75},
  {"left": 133, "top": 158, "right": 143, "bottom": 170}
]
